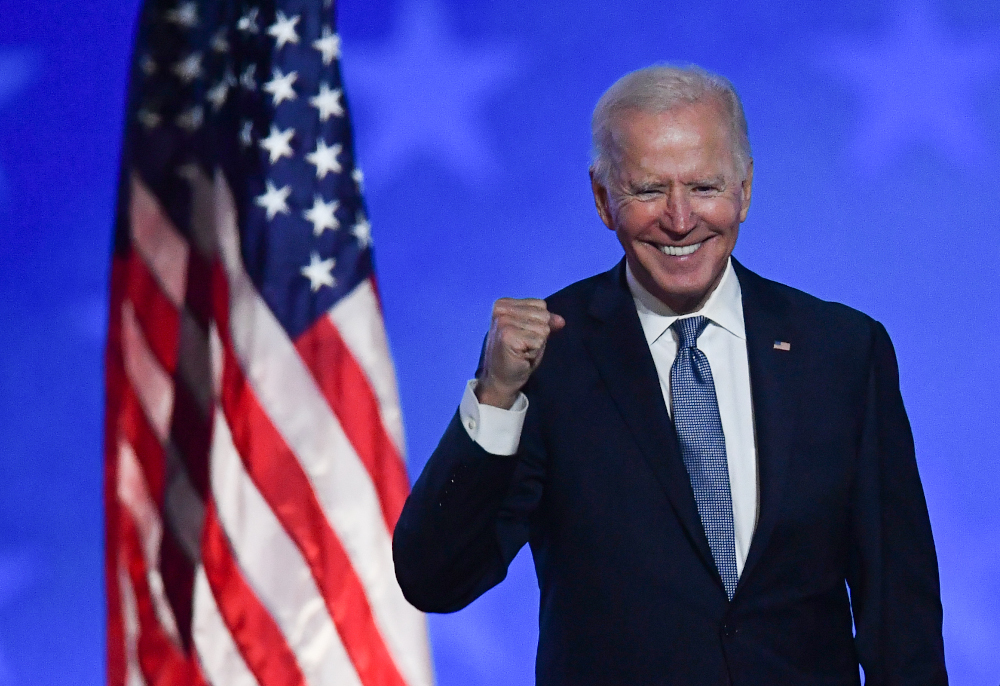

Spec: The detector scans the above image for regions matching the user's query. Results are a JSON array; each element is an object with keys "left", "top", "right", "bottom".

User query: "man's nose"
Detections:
[{"left": 664, "top": 189, "right": 694, "bottom": 234}]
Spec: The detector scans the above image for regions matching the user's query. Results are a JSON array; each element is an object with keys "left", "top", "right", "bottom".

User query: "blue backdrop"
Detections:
[{"left": 1, "top": 0, "right": 998, "bottom": 683}]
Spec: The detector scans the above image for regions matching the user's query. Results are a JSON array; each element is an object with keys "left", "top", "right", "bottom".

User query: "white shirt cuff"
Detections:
[{"left": 458, "top": 379, "right": 528, "bottom": 456}]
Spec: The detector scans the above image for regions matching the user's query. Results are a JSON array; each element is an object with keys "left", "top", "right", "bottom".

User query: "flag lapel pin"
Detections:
[{"left": 773, "top": 341, "right": 791, "bottom": 351}]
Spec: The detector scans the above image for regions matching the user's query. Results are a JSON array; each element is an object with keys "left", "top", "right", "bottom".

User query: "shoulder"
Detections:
[{"left": 733, "top": 259, "right": 889, "bottom": 360}]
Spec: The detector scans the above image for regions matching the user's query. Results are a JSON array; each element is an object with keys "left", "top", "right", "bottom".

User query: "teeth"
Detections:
[{"left": 659, "top": 242, "right": 702, "bottom": 256}]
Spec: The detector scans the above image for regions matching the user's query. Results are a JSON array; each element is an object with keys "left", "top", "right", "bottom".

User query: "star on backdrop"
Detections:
[
  {"left": 343, "top": 0, "right": 520, "bottom": 187},
  {"left": 818, "top": 2, "right": 1000, "bottom": 172},
  {"left": 0, "top": 47, "right": 39, "bottom": 215}
]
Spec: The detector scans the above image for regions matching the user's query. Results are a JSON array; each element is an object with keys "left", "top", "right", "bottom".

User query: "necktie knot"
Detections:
[{"left": 672, "top": 316, "right": 709, "bottom": 350}]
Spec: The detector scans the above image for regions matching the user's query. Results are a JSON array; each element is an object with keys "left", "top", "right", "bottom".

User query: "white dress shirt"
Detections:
[{"left": 459, "top": 258, "right": 759, "bottom": 575}]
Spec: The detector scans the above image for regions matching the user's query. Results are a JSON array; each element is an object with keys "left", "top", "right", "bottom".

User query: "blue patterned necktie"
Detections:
[{"left": 670, "top": 316, "right": 739, "bottom": 600}]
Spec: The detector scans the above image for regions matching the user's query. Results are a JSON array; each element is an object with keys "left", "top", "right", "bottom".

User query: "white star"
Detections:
[
  {"left": 165, "top": 1, "right": 198, "bottom": 28},
  {"left": 259, "top": 125, "right": 295, "bottom": 163},
  {"left": 309, "top": 83, "right": 343, "bottom": 121},
  {"left": 240, "top": 64, "right": 257, "bottom": 90},
  {"left": 305, "top": 139, "right": 342, "bottom": 179},
  {"left": 237, "top": 7, "right": 259, "bottom": 34},
  {"left": 239, "top": 120, "right": 254, "bottom": 148},
  {"left": 344, "top": 0, "right": 520, "bottom": 186},
  {"left": 175, "top": 105, "right": 204, "bottom": 131},
  {"left": 140, "top": 55, "right": 156, "bottom": 76},
  {"left": 301, "top": 252, "right": 336, "bottom": 291},
  {"left": 206, "top": 80, "right": 229, "bottom": 111},
  {"left": 352, "top": 212, "right": 372, "bottom": 248},
  {"left": 255, "top": 180, "right": 291, "bottom": 219},
  {"left": 211, "top": 28, "right": 229, "bottom": 53},
  {"left": 351, "top": 168, "right": 365, "bottom": 191},
  {"left": 312, "top": 26, "right": 341, "bottom": 65},
  {"left": 263, "top": 68, "right": 298, "bottom": 106},
  {"left": 268, "top": 11, "right": 301, "bottom": 49},
  {"left": 137, "top": 109, "right": 160, "bottom": 129},
  {"left": 819, "top": 3, "right": 1000, "bottom": 172},
  {"left": 303, "top": 195, "right": 340, "bottom": 236},
  {"left": 172, "top": 52, "right": 203, "bottom": 84}
]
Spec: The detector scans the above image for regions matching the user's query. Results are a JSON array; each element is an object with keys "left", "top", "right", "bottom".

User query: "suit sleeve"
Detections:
[
  {"left": 847, "top": 321, "right": 947, "bottom": 685},
  {"left": 392, "top": 399, "right": 546, "bottom": 613}
]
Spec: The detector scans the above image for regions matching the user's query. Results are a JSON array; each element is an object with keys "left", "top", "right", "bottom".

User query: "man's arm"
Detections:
[
  {"left": 847, "top": 321, "right": 947, "bottom": 684},
  {"left": 392, "top": 299, "right": 563, "bottom": 613}
]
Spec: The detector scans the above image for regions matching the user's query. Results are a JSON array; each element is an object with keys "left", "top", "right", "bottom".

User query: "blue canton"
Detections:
[
  {"left": 670, "top": 316, "right": 739, "bottom": 600},
  {"left": 125, "top": 0, "right": 370, "bottom": 340}
]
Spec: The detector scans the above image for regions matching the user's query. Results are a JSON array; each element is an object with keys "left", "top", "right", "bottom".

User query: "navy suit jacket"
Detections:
[{"left": 393, "top": 259, "right": 947, "bottom": 685}]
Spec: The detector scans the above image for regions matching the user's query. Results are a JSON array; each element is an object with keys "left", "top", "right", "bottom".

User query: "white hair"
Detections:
[{"left": 590, "top": 64, "right": 751, "bottom": 186}]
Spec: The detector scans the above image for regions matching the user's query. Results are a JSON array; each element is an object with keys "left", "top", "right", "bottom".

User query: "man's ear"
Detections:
[
  {"left": 590, "top": 169, "right": 615, "bottom": 231},
  {"left": 738, "top": 160, "right": 753, "bottom": 223}
]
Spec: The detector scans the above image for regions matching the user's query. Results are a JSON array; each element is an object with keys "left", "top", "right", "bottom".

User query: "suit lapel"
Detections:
[
  {"left": 732, "top": 259, "right": 800, "bottom": 596},
  {"left": 583, "top": 263, "right": 719, "bottom": 581}
]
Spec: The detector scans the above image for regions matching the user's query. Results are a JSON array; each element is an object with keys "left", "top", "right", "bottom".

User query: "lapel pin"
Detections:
[{"left": 773, "top": 341, "right": 791, "bottom": 351}]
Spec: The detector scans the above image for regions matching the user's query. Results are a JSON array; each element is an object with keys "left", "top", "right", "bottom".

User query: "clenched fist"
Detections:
[{"left": 475, "top": 298, "right": 566, "bottom": 409}]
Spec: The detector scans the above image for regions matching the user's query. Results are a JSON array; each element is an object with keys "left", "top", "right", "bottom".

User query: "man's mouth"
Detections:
[{"left": 657, "top": 241, "right": 703, "bottom": 257}]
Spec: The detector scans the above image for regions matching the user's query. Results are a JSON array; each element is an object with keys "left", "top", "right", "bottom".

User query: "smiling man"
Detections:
[{"left": 393, "top": 65, "right": 947, "bottom": 685}]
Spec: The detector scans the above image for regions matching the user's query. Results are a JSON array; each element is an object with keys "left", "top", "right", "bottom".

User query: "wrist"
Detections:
[{"left": 474, "top": 376, "right": 520, "bottom": 409}]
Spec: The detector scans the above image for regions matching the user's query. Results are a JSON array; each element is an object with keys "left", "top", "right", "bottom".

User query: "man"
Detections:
[{"left": 393, "top": 65, "right": 947, "bottom": 684}]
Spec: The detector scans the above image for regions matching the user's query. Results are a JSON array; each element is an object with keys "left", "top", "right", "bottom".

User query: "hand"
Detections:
[{"left": 476, "top": 298, "right": 566, "bottom": 409}]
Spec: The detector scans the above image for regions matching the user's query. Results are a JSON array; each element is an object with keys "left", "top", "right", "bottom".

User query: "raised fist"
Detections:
[{"left": 475, "top": 298, "right": 566, "bottom": 409}]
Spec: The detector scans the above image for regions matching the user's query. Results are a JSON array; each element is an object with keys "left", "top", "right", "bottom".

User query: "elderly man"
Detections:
[{"left": 393, "top": 65, "right": 947, "bottom": 685}]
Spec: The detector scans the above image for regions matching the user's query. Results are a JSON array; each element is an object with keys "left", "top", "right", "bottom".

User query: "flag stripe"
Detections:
[
  {"left": 117, "top": 440, "right": 183, "bottom": 645},
  {"left": 119, "top": 510, "right": 193, "bottom": 683},
  {"left": 200, "top": 501, "right": 309, "bottom": 686},
  {"left": 119, "top": 388, "right": 166, "bottom": 504},
  {"left": 327, "top": 280, "right": 406, "bottom": 454},
  {"left": 129, "top": 174, "right": 189, "bottom": 308},
  {"left": 118, "top": 561, "right": 148, "bottom": 686},
  {"left": 295, "top": 313, "right": 410, "bottom": 529},
  {"left": 214, "top": 174, "right": 431, "bottom": 686},
  {"left": 215, "top": 328, "right": 407, "bottom": 686},
  {"left": 210, "top": 407, "right": 365, "bottom": 686},
  {"left": 192, "top": 568, "right": 261, "bottom": 686},
  {"left": 122, "top": 299, "right": 175, "bottom": 443},
  {"left": 125, "top": 252, "right": 181, "bottom": 374}
]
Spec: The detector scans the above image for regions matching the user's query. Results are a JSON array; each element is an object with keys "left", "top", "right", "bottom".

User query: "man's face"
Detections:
[{"left": 592, "top": 99, "right": 752, "bottom": 314}]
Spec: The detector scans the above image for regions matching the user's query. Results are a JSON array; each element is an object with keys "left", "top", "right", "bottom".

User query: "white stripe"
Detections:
[
  {"left": 130, "top": 174, "right": 189, "bottom": 308},
  {"left": 192, "top": 566, "right": 260, "bottom": 686},
  {"left": 211, "top": 408, "right": 364, "bottom": 686},
  {"left": 117, "top": 440, "right": 183, "bottom": 645},
  {"left": 213, "top": 170, "right": 432, "bottom": 686},
  {"left": 118, "top": 561, "right": 147, "bottom": 686},
  {"left": 327, "top": 280, "right": 406, "bottom": 456},
  {"left": 121, "top": 300, "right": 174, "bottom": 442}
]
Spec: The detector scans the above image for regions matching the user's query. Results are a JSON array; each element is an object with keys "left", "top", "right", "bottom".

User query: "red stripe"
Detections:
[
  {"left": 119, "top": 387, "right": 166, "bottom": 505},
  {"left": 295, "top": 315, "right": 410, "bottom": 529},
  {"left": 200, "top": 500, "right": 308, "bottom": 686},
  {"left": 105, "top": 255, "right": 129, "bottom": 686},
  {"left": 126, "top": 251, "right": 180, "bottom": 374},
  {"left": 213, "top": 265, "right": 408, "bottom": 686},
  {"left": 119, "top": 507, "right": 197, "bottom": 685}
]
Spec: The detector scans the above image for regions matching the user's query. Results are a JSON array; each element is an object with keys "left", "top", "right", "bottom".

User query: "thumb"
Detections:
[{"left": 549, "top": 313, "right": 566, "bottom": 333}]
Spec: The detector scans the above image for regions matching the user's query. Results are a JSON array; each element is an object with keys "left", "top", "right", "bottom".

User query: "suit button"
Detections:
[{"left": 722, "top": 624, "right": 736, "bottom": 638}]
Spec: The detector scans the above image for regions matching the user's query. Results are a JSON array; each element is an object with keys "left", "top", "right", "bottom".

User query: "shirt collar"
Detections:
[{"left": 626, "top": 257, "right": 746, "bottom": 346}]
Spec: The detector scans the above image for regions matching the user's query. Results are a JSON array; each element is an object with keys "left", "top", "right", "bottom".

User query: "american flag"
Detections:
[{"left": 103, "top": 1, "right": 433, "bottom": 684}]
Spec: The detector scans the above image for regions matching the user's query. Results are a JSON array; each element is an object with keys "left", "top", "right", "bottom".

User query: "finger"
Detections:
[{"left": 549, "top": 313, "right": 566, "bottom": 331}]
